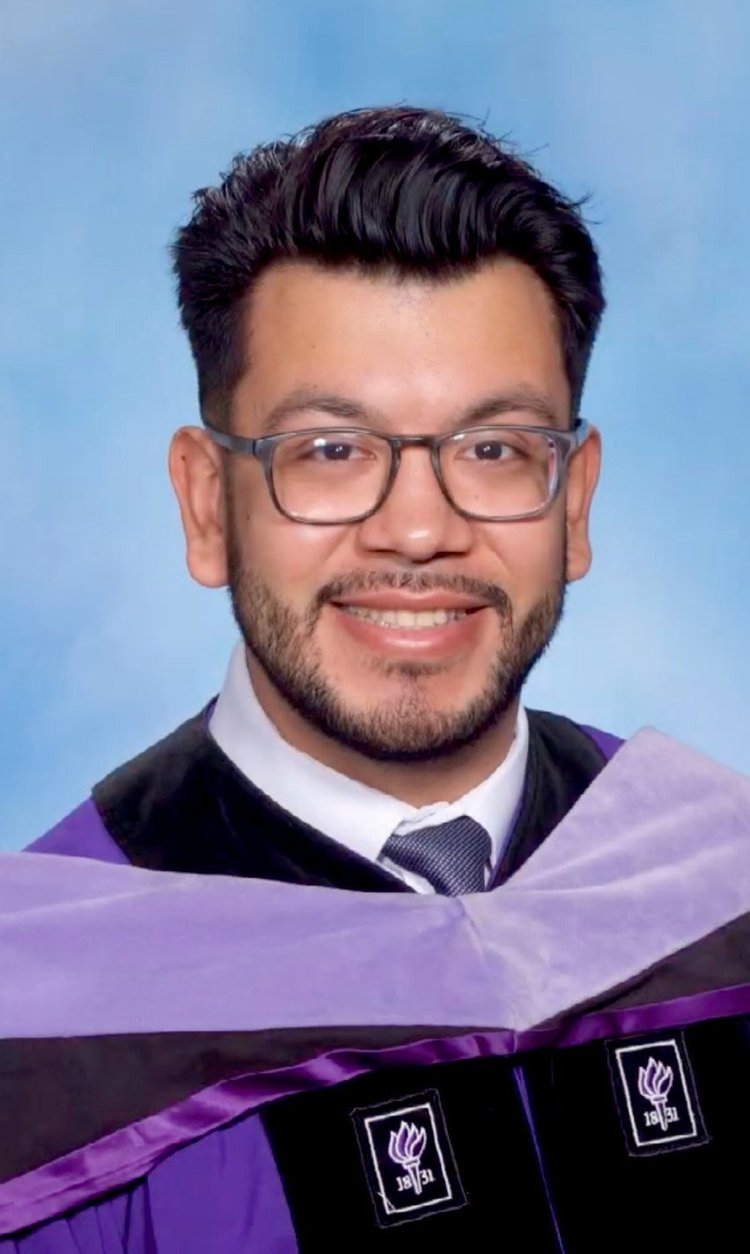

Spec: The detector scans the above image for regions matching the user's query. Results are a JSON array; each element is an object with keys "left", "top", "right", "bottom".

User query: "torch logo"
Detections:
[
  {"left": 353, "top": 1090, "right": 466, "bottom": 1226},
  {"left": 637, "top": 1057, "right": 675, "bottom": 1132},
  {"left": 388, "top": 1121, "right": 430, "bottom": 1195},
  {"left": 611, "top": 1036, "right": 707, "bottom": 1154}
]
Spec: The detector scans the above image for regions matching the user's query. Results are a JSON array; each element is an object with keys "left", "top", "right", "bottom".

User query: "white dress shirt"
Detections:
[{"left": 209, "top": 641, "right": 529, "bottom": 893}]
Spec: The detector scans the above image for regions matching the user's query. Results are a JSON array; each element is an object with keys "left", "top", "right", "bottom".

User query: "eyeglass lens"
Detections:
[{"left": 270, "top": 428, "right": 561, "bottom": 522}]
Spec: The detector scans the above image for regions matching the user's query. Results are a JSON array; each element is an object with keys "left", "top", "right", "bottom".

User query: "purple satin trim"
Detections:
[
  {"left": 579, "top": 724, "right": 624, "bottom": 761},
  {"left": 26, "top": 800, "right": 128, "bottom": 865},
  {"left": 0, "top": 1111, "right": 297, "bottom": 1253},
  {"left": 4, "top": 980, "right": 750, "bottom": 1236},
  {"left": 0, "top": 1032, "right": 495, "bottom": 1235}
]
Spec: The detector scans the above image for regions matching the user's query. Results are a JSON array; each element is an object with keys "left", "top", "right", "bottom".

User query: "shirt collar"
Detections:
[{"left": 209, "top": 640, "right": 528, "bottom": 876}]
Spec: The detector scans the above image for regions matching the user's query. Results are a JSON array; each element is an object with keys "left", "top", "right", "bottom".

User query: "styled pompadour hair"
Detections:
[{"left": 172, "top": 106, "right": 605, "bottom": 427}]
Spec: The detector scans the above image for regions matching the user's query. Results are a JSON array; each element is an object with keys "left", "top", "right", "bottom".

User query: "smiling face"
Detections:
[{"left": 170, "top": 258, "right": 600, "bottom": 787}]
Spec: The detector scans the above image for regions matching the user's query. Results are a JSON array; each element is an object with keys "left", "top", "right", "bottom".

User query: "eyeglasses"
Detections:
[{"left": 206, "top": 418, "right": 590, "bottom": 525}]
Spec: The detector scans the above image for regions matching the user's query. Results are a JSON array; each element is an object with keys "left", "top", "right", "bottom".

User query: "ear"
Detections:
[
  {"left": 168, "top": 427, "right": 229, "bottom": 588},
  {"left": 565, "top": 425, "right": 601, "bottom": 583}
]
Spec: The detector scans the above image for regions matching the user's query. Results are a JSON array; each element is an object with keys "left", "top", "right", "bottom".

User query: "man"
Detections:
[{"left": 2, "top": 106, "right": 750, "bottom": 1252}]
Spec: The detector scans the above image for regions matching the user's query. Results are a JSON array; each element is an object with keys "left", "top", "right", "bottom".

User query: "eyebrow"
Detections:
[{"left": 260, "top": 384, "right": 563, "bottom": 434}]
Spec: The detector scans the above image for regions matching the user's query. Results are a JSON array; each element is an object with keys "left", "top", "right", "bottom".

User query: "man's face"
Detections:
[{"left": 193, "top": 259, "right": 598, "bottom": 760}]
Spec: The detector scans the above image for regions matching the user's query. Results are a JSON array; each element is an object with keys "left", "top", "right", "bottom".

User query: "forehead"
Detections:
[{"left": 231, "top": 259, "right": 570, "bottom": 428}]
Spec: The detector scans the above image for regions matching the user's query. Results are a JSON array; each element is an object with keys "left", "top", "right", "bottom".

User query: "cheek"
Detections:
[
  {"left": 484, "top": 516, "right": 566, "bottom": 608},
  {"left": 239, "top": 500, "right": 352, "bottom": 604}
]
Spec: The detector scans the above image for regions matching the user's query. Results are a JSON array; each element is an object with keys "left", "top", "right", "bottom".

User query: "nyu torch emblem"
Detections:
[
  {"left": 388, "top": 1121, "right": 432, "bottom": 1194},
  {"left": 611, "top": 1036, "right": 707, "bottom": 1154},
  {"left": 354, "top": 1090, "right": 466, "bottom": 1225},
  {"left": 638, "top": 1057, "right": 676, "bottom": 1131}
]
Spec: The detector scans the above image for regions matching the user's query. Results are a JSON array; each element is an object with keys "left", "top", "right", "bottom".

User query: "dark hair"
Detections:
[{"left": 172, "top": 106, "right": 605, "bottom": 427}]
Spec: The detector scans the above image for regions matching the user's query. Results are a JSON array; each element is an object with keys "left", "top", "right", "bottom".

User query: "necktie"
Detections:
[{"left": 382, "top": 816, "right": 492, "bottom": 895}]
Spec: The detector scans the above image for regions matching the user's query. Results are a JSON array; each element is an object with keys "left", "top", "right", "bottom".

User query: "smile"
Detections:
[{"left": 340, "top": 606, "right": 472, "bottom": 628}]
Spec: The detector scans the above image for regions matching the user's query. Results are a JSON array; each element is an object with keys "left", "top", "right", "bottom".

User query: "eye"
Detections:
[
  {"left": 315, "top": 439, "right": 356, "bottom": 461},
  {"left": 299, "top": 436, "right": 372, "bottom": 462},
  {"left": 462, "top": 437, "right": 518, "bottom": 461},
  {"left": 282, "top": 433, "right": 381, "bottom": 468}
]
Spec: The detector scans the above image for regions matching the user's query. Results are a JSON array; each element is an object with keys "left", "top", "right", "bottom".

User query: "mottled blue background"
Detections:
[{"left": 3, "top": 0, "right": 748, "bottom": 848}]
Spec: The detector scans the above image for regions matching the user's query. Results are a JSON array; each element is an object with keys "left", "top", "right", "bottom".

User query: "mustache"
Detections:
[{"left": 315, "top": 571, "right": 513, "bottom": 617}]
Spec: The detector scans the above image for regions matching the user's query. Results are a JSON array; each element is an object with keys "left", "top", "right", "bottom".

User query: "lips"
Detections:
[
  {"left": 328, "top": 594, "right": 489, "bottom": 658},
  {"left": 330, "top": 589, "right": 489, "bottom": 626}
]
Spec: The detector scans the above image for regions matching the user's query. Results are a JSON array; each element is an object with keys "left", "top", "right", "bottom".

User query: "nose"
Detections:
[{"left": 355, "top": 445, "right": 475, "bottom": 563}]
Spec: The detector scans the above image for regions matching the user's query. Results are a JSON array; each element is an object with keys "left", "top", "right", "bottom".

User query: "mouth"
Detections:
[
  {"left": 327, "top": 597, "right": 489, "bottom": 660},
  {"left": 340, "top": 606, "right": 476, "bottom": 629}
]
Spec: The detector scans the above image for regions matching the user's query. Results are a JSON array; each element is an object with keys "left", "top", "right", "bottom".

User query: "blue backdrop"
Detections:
[{"left": 2, "top": 0, "right": 748, "bottom": 848}]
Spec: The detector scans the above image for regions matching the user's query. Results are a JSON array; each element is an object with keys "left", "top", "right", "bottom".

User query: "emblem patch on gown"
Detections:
[
  {"left": 352, "top": 1089, "right": 466, "bottom": 1226},
  {"left": 610, "top": 1036, "right": 708, "bottom": 1155}
]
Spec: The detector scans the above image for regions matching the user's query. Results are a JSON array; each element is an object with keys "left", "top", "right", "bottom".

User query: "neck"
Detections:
[{"left": 245, "top": 651, "right": 520, "bottom": 806}]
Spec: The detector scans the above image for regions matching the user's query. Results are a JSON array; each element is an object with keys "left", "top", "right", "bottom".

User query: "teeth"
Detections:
[{"left": 342, "top": 607, "right": 469, "bottom": 628}]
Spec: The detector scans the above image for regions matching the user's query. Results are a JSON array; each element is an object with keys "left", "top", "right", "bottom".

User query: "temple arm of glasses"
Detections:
[{"left": 204, "top": 424, "right": 259, "bottom": 456}]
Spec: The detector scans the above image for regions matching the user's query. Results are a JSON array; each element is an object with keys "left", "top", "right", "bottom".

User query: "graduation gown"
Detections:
[{"left": 2, "top": 710, "right": 750, "bottom": 1251}]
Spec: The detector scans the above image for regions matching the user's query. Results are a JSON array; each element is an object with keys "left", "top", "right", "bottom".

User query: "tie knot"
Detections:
[{"left": 382, "top": 815, "right": 491, "bottom": 895}]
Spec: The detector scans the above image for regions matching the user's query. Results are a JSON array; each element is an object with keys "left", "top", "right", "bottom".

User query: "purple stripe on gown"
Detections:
[
  {"left": 0, "top": 1113, "right": 297, "bottom": 1254},
  {"left": 26, "top": 800, "right": 128, "bottom": 864},
  {"left": 579, "top": 723, "right": 623, "bottom": 761}
]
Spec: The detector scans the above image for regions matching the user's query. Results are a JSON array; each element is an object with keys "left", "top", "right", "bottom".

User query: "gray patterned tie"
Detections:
[{"left": 382, "top": 816, "right": 492, "bottom": 895}]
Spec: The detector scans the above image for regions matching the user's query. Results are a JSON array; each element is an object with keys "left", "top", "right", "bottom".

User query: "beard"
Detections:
[{"left": 226, "top": 538, "right": 566, "bottom": 763}]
